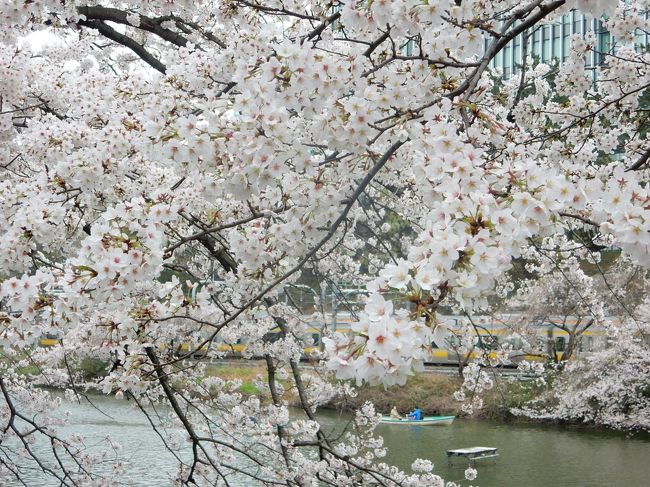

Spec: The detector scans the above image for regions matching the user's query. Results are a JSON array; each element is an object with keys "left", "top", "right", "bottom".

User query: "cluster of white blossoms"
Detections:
[
  {"left": 1, "top": 0, "right": 649, "bottom": 484},
  {"left": 323, "top": 1, "right": 650, "bottom": 386},
  {"left": 453, "top": 362, "right": 494, "bottom": 415},
  {"left": 512, "top": 313, "right": 650, "bottom": 432},
  {"left": 323, "top": 294, "right": 432, "bottom": 386},
  {"left": 594, "top": 166, "right": 650, "bottom": 264}
]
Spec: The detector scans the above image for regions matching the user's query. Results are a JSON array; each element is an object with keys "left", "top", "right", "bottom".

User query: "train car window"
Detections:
[
  {"left": 474, "top": 335, "right": 493, "bottom": 350},
  {"left": 263, "top": 331, "right": 281, "bottom": 343},
  {"left": 555, "top": 336, "right": 566, "bottom": 352},
  {"left": 311, "top": 333, "right": 320, "bottom": 346},
  {"left": 481, "top": 336, "right": 499, "bottom": 350}
]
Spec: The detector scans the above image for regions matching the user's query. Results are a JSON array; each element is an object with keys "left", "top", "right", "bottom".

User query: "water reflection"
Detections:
[
  {"left": 6, "top": 395, "right": 650, "bottom": 486},
  {"left": 370, "top": 416, "right": 650, "bottom": 487},
  {"left": 6, "top": 393, "right": 185, "bottom": 486}
]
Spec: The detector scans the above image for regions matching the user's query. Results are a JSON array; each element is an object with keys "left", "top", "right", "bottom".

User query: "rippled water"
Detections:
[
  {"left": 369, "top": 416, "right": 650, "bottom": 487},
  {"left": 6, "top": 394, "right": 650, "bottom": 486},
  {"left": 6, "top": 394, "right": 184, "bottom": 486}
]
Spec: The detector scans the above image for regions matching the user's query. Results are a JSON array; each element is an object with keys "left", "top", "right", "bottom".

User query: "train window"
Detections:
[
  {"left": 263, "top": 331, "right": 281, "bottom": 343},
  {"left": 481, "top": 336, "right": 499, "bottom": 350},
  {"left": 311, "top": 333, "right": 320, "bottom": 346},
  {"left": 555, "top": 336, "right": 566, "bottom": 352}
]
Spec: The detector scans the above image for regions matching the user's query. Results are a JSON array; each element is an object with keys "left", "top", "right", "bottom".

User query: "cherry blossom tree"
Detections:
[
  {"left": 1, "top": 0, "right": 650, "bottom": 485},
  {"left": 453, "top": 247, "right": 649, "bottom": 421},
  {"left": 511, "top": 302, "right": 650, "bottom": 432},
  {"left": 495, "top": 243, "right": 647, "bottom": 365}
]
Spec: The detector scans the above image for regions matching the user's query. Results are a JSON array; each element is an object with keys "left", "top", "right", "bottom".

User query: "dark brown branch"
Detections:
[
  {"left": 144, "top": 347, "right": 204, "bottom": 483},
  {"left": 558, "top": 212, "right": 599, "bottom": 227},
  {"left": 176, "top": 210, "right": 238, "bottom": 272},
  {"left": 78, "top": 6, "right": 189, "bottom": 48},
  {"left": 158, "top": 14, "right": 227, "bottom": 48},
  {"left": 363, "top": 30, "right": 390, "bottom": 57},
  {"left": 263, "top": 355, "right": 292, "bottom": 468},
  {"left": 164, "top": 211, "right": 267, "bottom": 258},
  {"left": 626, "top": 144, "right": 650, "bottom": 171},
  {"left": 238, "top": 1, "right": 319, "bottom": 20},
  {"left": 303, "top": 11, "right": 341, "bottom": 43},
  {"left": 77, "top": 19, "right": 167, "bottom": 74}
]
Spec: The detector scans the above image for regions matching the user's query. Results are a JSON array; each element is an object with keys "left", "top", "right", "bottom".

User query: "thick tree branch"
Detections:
[
  {"left": 164, "top": 211, "right": 267, "bottom": 258},
  {"left": 78, "top": 19, "right": 167, "bottom": 74},
  {"left": 78, "top": 6, "right": 189, "bottom": 48}
]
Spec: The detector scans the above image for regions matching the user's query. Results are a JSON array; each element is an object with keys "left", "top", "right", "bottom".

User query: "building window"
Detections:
[
  {"left": 562, "top": 14, "right": 571, "bottom": 60},
  {"left": 572, "top": 10, "right": 582, "bottom": 36},
  {"left": 503, "top": 43, "right": 512, "bottom": 77},
  {"left": 635, "top": 26, "right": 647, "bottom": 51},
  {"left": 531, "top": 26, "right": 541, "bottom": 60},
  {"left": 552, "top": 22, "right": 562, "bottom": 59},
  {"left": 542, "top": 25, "right": 551, "bottom": 62},
  {"left": 403, "top": 39, "right": 414, "bottom": 56},
  {"left": 596, "top": 20, "right": 611, "bottom": 65},
  {"left": 513, "top": 34, "right": 521, "bottom": 68}
]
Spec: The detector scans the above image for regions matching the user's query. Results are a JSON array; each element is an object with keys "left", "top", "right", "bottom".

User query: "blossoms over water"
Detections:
[{"left": 1, "top": 0, "right": 649, "bottom": 484}]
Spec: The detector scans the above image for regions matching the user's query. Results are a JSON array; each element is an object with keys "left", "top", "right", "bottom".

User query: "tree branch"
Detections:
[
  {"left": 78, "top": 19, "right": 167, "bottom": 74},
  {"left": 626, "top": 144, "right": 650, "bottom": 171},
  {"left": 78, "top": 6, "right": 189, "bottom": 48}
]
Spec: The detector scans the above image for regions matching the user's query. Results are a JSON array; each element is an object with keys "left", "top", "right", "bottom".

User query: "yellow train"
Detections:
[
  {"left": 39, "top": 333, "right": 60, "bottom": 347},
  {"left": 38, "top": 314, "right": 608, "bottom": 366},
  {"left": 438, "top": 315, "right": 608, "bottom": 365},
  {"left": 213, "top": 326, "right": 325, "bottom": 358}
]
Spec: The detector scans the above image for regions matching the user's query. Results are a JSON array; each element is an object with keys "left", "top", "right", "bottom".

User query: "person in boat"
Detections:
[
  {"left": 390, "top": 406, "right": 401, "bottom": 419},
  {"left": 408, "top": 407, "right": 423, "bottom": 420}
]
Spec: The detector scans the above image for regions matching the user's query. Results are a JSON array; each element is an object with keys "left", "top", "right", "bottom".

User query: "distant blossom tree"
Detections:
[
  {"left": 497, "top": 239, "right": 646, "bottom": 365},
  {"left": 511, "top": 302, "right": 650, "bottom": 432},
  {"left": 1, "top": 0, "right": 649, "bottom": 485}
]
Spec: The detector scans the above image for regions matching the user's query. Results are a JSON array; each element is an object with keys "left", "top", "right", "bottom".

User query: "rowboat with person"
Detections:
[{"left": 381, "top": 406, "right": 455, "bottom": 425}]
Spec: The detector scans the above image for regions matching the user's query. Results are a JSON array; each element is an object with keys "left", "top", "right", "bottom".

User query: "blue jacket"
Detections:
[{"left": 408, "top": 408, "right": 423, "bottom": 420}]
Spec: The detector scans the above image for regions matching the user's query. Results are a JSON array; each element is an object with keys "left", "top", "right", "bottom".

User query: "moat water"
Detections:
[{"left": 6, "top": 393, "right": 650, "bottom": 486}]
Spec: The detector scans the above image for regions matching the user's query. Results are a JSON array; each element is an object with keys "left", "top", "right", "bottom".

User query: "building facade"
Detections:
[{"left": 488, "top": 11, "right": 650, "bottom": 78}]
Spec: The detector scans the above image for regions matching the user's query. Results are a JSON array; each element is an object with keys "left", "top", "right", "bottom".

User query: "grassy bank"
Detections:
[
  {"left": 200, "top": 364, "right": 546, "bottom": 423},
  {"left": 201, "top": 364, "right": 467, "bottom": 417},
  {"left": 200, "top": 363, "right": 466, "bottom": 416},
  {"left": 203, "top": 363, "right": 268, "bottom": 396},
  {"left": 328, "top": 373, "right": 462, "bottom": 417}
]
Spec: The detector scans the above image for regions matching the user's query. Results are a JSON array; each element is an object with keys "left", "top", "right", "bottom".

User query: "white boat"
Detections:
[
  {"left": 447, "top": 446, "right": 499, "bottom": 460},
  {"left": 379, "top": 415, "right": 456, "bottom": 426}
]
